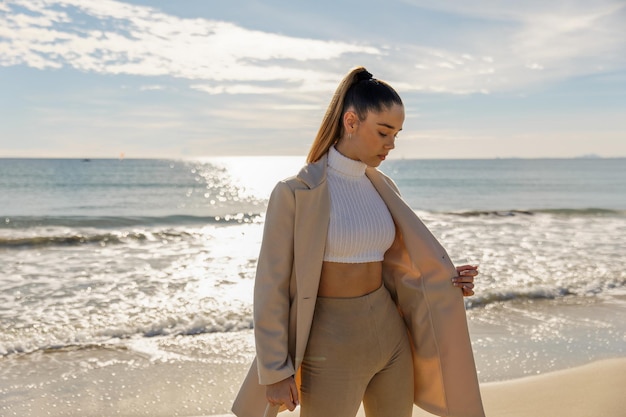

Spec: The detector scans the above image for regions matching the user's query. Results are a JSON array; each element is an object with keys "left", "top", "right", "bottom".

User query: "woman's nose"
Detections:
[{"left": 384, "top": 137, "right": 395, "bottom": 150}]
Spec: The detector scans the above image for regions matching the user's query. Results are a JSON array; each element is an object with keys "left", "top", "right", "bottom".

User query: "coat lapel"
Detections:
[
  {"left": 367, "top": 167, "right": 484, "bottom": 417},
  {"left": 292, "top": 155, "right": 330, "bottom": 369}
]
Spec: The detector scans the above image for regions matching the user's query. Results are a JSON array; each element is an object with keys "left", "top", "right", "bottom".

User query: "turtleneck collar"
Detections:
[{"left": 328, "top": 145, "right": 367, "bottom": 178}]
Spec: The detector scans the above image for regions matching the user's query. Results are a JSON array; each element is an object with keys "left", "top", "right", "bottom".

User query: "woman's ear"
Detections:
[{"left": 343, "top": 110, "right": 359, "bottom": 133}]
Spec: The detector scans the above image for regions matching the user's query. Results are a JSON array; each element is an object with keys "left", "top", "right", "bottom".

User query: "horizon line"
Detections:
[{"left": 1, "top": 155, "right": 624, "bottom": 161}]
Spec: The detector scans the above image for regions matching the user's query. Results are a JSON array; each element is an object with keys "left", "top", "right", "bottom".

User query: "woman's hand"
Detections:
[
  {"left": 266, "top": 376, "right": 299, "bottom": 411},
  {"left": 453, "top": 264, "right": 478, "bottom": 297}
]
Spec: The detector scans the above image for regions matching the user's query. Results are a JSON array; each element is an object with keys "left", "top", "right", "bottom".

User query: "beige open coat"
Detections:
[{"left": 232, "top": 153, "right": 485, "bottom": 417}]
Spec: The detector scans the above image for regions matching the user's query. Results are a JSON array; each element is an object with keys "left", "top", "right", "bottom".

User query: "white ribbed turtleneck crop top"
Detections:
[{"left": 323, "top": 146, "right": 396, "bottom": 263}]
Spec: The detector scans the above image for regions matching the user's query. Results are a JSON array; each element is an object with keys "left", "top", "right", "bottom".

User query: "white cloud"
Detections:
[
  {"left": 394, "top": 0, "right": 626, "bottom": 93},
  {"left": 0, "top": 0, "right": 379, "bottom": 93},
  {"left": 190, "top": 83, "right": 285, "bottom": 95},
  {"left": 526, "top": 63, "right": 544, "bottom": 71},
  {"left": 139, "top": 85, "right": 166, "bottom": 91},
  {"left": 437, "top": 62, "right": 456, "bottom": 69},
  {"left": 1, "top": 0, "right": 624, "bottom": 98}
]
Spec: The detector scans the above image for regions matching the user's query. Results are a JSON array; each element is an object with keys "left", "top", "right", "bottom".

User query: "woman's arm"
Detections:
[{"left": 253, "top": 181, "right": 297, "bottom": 385}]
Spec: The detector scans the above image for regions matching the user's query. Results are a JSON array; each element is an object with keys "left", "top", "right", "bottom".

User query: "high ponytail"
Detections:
[{"left": 306, "top": 66, "right": 403, "bottom": 163}]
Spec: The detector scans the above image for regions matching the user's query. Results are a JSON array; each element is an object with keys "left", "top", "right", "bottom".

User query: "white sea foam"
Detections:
[{"left": 0, "top": 158, "right": 624, "bottom": 360}]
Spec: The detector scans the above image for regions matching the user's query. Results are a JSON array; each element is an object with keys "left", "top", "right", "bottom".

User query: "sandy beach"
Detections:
[
  {"left": 1, "top": 339, "right": 623, "bottom": 417},
  {"left": 412, "top": 358, "right": 626, "bottom": 417},
  {"left": 477, "top": 358, "right": 626, "bottom": 417}
]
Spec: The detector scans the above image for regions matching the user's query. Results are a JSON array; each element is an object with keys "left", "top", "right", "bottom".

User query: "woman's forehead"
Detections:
[{"left": 366, "top": 105, "right": 404, "bottom": 129}]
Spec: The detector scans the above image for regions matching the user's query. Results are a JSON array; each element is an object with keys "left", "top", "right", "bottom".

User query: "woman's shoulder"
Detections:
[
  {"left": 273, "top": 175, "right": 306, "bottom": 192},
  {"left": 270, "top": 162, "right": 315, "bottom": 195},
  {"left": 274, "top": 156, "right": 327, "bottom": 192}
]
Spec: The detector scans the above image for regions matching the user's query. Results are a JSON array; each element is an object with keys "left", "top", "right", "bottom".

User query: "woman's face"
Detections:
[{"left": 337, "top": 103, "right": 405, "bottom": 167}]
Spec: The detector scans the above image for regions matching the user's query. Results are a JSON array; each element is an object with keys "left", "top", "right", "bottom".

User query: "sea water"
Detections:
[{"left": 0, "top": 157, "right": 625, "bottom": 414}]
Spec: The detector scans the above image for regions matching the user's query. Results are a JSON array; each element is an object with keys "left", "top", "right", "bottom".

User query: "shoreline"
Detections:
[{"left": 1, "top": 294, "right": 624, "bottom": 416}]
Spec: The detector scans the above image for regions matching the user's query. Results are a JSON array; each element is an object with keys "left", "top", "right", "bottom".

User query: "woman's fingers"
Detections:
[
  {"left": 462, "top": 286, "right": 475, "bottom": 296},
  {"left": 289, "top": 380, "right": 300, "bottom": 410},
  {"left": 454, "top": 264, "right": 479, "bottom": 297},
  {"left": 266, "top": 377, "right": 298, "bottom": 411}
]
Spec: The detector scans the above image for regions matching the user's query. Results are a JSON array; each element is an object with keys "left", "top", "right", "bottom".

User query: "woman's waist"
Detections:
[
  {"left": 317, "top": 261, "right": 383, "bottom": 298},
  {"left": 313, "top": 282, "right": 396, "bottom": 318}
]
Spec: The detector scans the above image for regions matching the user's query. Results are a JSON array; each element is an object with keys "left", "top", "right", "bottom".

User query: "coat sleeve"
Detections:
[{"left": 253, "top": 180, "right": 296, "bottom": 385}]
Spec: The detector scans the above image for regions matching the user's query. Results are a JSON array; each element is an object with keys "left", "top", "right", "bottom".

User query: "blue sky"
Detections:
[{"left": 1, "top": 0, "right": 625, "bottom": 159}]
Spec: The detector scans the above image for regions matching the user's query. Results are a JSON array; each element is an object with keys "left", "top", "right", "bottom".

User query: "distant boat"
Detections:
[{"left": 82, "top": 159, "right": 91, "bottom": 162}]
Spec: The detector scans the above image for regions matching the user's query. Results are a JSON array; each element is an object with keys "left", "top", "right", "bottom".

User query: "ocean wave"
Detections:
[
  {"left": 465, "top": 287, "right": 574, "bottom": 308},
  {"left": 444, "top": 208, "right": 625, "bottom": 217},
  {"left": 0, "top": 213, "right": 262, "bottom": 229},
  {"left": 2, "top": 285, "right": 623, "bottom": 357},
  {"left": 0, "top": 340, "right": 115, "bottom": 358},
  {"left": 0, "top": 316, "right": 254, "bottom": 357},
  {"left": 0, "top": 213, "right": 263, "bottom": 248},
  {"left": 533, "top": 208, "right": 626, "bottom": 216},
  {"left": 0, "top": 231, "right": 191, "bottom": 248},
  {"left": 464, "top": 281, "right": 626, "bottom": 309}
]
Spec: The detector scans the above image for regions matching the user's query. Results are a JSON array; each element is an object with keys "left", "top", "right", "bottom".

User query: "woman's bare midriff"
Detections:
[{"left": 318, "top": 261, "right": 383, "bottom": 298}]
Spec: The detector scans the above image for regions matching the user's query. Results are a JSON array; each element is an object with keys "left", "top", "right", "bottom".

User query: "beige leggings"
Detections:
[{"left": 300, "top": 284, "right": 414, "bottom": 417}]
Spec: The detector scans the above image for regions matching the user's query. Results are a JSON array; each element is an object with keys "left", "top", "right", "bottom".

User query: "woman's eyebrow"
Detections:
[{"left": 377, "top": 122, "right": 402, "bottom": 131}]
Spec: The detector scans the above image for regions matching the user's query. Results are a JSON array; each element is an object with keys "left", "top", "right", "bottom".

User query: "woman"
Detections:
[{"left": 232, "top": 67, "right": 484, "bottom": 417}]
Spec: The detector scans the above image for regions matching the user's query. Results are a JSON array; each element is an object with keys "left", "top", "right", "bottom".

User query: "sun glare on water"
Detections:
[{"left": 203, "top": 155, "right": 305, "bottom": 200}]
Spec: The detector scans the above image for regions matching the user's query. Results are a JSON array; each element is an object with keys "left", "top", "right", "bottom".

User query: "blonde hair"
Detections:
[{"left": 306, "top": 66, "right": 402, "bottom": 163}]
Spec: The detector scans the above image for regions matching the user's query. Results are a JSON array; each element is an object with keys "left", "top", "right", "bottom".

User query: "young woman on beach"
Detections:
[{"left": 232, "top": 67, "right": 485, "bottom": 417}]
